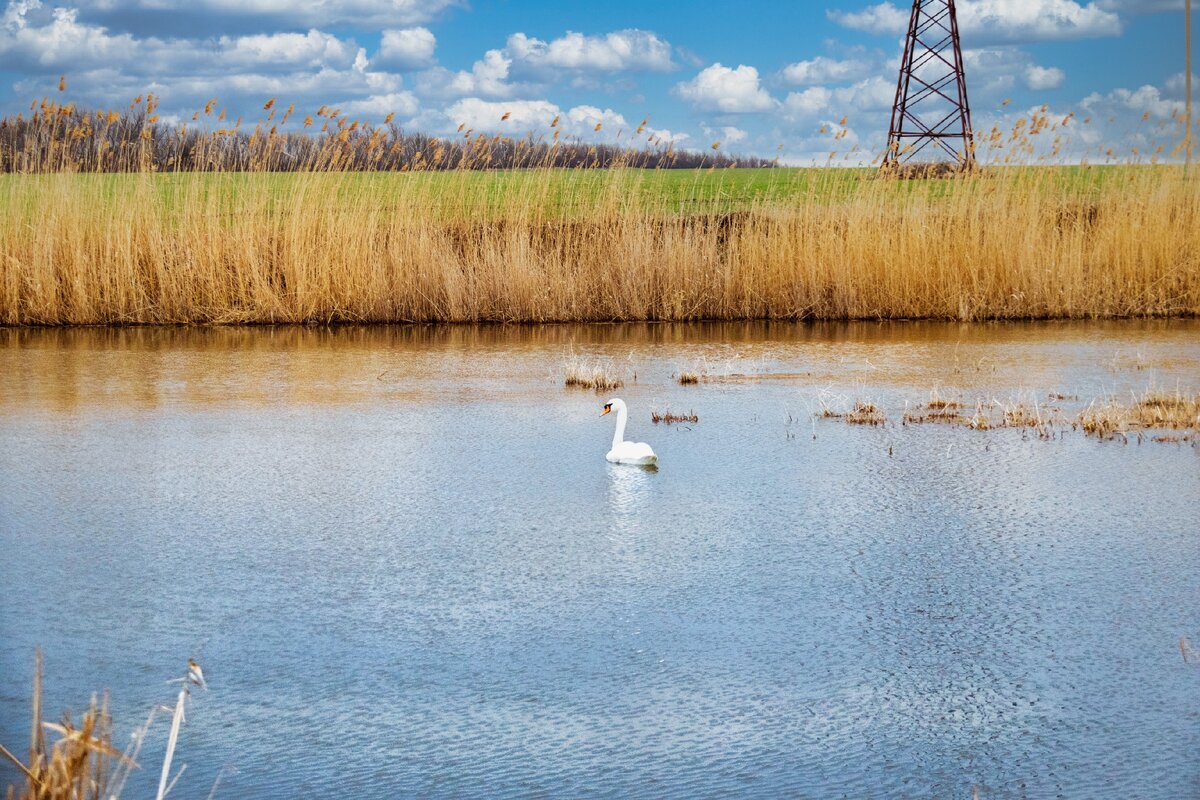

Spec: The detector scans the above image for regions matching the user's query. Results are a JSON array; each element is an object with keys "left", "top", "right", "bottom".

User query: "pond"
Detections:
[{"left": 1, "top": 321, "right": 1198, "bottom": 799}]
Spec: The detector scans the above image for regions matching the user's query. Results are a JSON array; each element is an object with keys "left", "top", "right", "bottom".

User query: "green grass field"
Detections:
[{"left": 0, "top": 165, "right": 1145, "bottom": 223}]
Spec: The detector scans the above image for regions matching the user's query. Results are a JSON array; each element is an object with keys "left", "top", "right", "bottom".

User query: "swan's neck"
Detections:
[{"left": 612, "top": 403, "right": 628, "bottom": 449}]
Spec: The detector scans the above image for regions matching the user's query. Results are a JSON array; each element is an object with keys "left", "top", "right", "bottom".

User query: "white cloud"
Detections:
[
  {"left": 702, "top": 124, "right": 747, "bottom": 144},
  {"left": 831, "top": 0, "right": 1123, "bottom": 44},
  {"left": 86, "top": 0, "right": 462, "bottom": 27},
  {"left": 1, "top": 4, "right": 136, "bottom": 69},
  {"left": 375, "top": 27, "right": 435, "bottom": 71},
  {"left": 782, "top": 86, "right": 833, "bottom": 118},
  {"left": 827, "top": 3, "right": 909, "bottom": 36},
  {"left": 0, "top": 3, "right": 365, "bottom": 74},
  {"left": 1025, "top": 64, "right": 1066, "bottom": 90},
  {"left": 505, "top": 29, "right": 673, "bottom": 73},
  {"left": 959, "top": 48, "right": 1069, "bottom": 98},
  {"left": 1094, "top": 0, "right": 1182, "bottom": 11},
  {"left": 219, "top": 30, "right": 360, "bottom": 71},
  {"left": 435, "top": 97, "right": 687, "bottom": 145},
  {"left": 675, "top": 63, "right": 776, "bottom": 113},
  {"left": 1081, "top": 83, "right": 1184, "bottom": 119},
  {"left": 416, "top": 48, "right": 516, "bottom": 97},
  {"left": 411, "top": 28, "right": 672, "bottom": 100},
  {"left": 336, "top": 90, "right": 419, "bottom": 120},
  {"left": 439, "top": 97, "right": 667, "bottom": 141},
  {"left": 780, "top": 55, "right": 877, "bottom": 86},
  {"left": 784, "top": 76, "right": 894, "bottom": 121},
  {"left": 443, "top": 97, "right": 556, "bottom": 132}
]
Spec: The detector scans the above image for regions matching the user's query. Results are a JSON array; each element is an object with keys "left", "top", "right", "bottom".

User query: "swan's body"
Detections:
[{"left": 601, "top": 398, "right": 657, "bottom": 465}]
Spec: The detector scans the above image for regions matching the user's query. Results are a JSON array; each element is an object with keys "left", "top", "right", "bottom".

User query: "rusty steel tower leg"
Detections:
[{"left": 883, "top": 0, "right": 975, "bottom": 169}]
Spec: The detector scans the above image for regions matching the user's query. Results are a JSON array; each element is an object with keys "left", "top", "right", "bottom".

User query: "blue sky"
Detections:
[{"left": 0, "top": 0, "right": 1194, "bottom": 163}]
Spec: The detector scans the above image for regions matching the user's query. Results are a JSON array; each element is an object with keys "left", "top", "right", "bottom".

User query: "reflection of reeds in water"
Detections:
[{"left": 0, "top": 92, "right": 1197, "bottom": 325}]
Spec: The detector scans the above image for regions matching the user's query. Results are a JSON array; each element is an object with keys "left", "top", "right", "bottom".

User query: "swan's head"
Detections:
[{"left": 600, "top": 398, "right": 625, "bottom": 417}]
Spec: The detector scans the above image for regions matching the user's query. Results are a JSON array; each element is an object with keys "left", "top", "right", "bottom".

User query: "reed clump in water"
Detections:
[
  {"left": 845, "top": 402, "right": 887, "bottom": 426},
  {"left": 903, "top": 390, "right": 967, "bottom": 425},
  {"left": 1079, "top": 389, "right": 1200, "bottom": 439},
  {"left": 1, "top": 94, "right": 1197, "bottom": 326},
  {"left": 651, "top": 410, "right": 699, "bottom": 424},
  {"left": 563, "top": 358, "right": 623, "bottom": 392}
]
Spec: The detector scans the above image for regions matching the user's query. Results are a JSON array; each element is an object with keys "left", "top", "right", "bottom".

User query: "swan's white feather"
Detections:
[
  {"left": 606, "top": 441, "right": 657, "bottom": 465},
  {"left": 602, "top": 398, "right": 657, "bottom": 465}
]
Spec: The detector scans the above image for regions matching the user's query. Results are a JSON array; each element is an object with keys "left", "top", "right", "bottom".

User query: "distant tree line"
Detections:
[{"left": 0, "top": 100, "right": 776, "bottom": 173}]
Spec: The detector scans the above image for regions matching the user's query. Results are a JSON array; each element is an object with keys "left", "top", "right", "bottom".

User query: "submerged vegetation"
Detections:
[{"left": 0, "top": 92, "right": 1197, "bottom": 326}]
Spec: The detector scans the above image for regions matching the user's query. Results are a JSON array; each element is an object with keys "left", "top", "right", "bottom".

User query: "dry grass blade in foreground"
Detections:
[
  {"left": 2, "top": 651, "right": 209, "bottom": 800},
  {"left": 1, "top": 651, "right": 131, "bottom": 800}
]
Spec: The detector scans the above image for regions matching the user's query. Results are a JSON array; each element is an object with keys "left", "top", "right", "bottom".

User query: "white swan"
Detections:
[{"left": 600, "top": 398, "right": 657, "bottom": 465}]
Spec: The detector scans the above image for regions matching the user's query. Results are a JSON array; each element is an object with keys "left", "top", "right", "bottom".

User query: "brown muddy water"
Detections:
[{"left": 1, "top": 320, "right": 1198, "bottom": 799}]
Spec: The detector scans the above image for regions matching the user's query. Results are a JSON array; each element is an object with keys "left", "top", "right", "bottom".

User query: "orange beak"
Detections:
[{"left": 600, "top": 407, "right": 611, "bottom": 417}]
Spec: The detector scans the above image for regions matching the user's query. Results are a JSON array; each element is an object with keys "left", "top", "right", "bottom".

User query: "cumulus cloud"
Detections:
[
  {"left": 675, "top": 63, "right": 776, "bottom": 113},
  {"left": 782, "top": 86, "right": 833, "bottom": 118},
  {"left": 831, "top": 0, "right": 1123, "bottom": 44},
  {"left": 827, "top": 2, "right": 909, "bottom": 36},
  {"left": 1094, "top": 0, "right": 1182, "bottom": 11},
  {"left": 1, "top": 0, "right": 418, "bottom": 124},
  {"left": 702, "top": 124, "right": 748, "bottom": 144},
  {"left": 81, "top": 0, "right": 462, "bottom": 30},
  {"left": 1024, "top": 64, "right": 1066, "bottom": 90},
  {"left": 336, "top": 90, "right": 419, "bottom": 120},
  {"left": 438, "top": 96, "right": 685, "bottom": 143},
  {"left": 1, "top": 3, "right": 137, "bottom": 70},
  {"left": 411, "top": 28, "right": 674, "bottom": 100},
  {"left": 505, "top": 29, "right": 673, "bottom": 74},
  {"left": 375, "top": 27, "right": 436, "bottom": 71},
  {"left": 783, "top": 76, "right": 894, "bottom": 122},
  {"left": 219, "top": 30, "right": 362, "bottom": 72},
  {"left": 780, "top": 55, "right": 878, "bottom": 86},
  {"left": 959, "top": 48, "right": 1068, "bottom": 98},
  {"left": 0, "top": 3, "right": 365, "bottom": 74},
  {"left": 1081, "top": 83, "right": 1185, "bottom": 119},
  {"left": 415, "top": 49, "right": 520, "bottom": 98}
]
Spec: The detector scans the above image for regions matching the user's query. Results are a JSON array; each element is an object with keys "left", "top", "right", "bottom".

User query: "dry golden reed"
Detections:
[
  {"left": 1079, "top": 389, "right": 1200, "bottom": 438},
  {"left": 0, "top": 96, "right": 1197, "bottom": 326},
  {"left": 1, "top": 651, "right": 130, "bottom": 800},
  {"left": 2, "top": 165, "right": 1196, "bottom": 326}
]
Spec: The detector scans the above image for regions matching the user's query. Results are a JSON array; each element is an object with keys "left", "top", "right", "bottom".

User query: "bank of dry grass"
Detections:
[
  {"left": 3, "top": 164, "right": 1196, "bottom": 326},
  {"left": 1, "top": 97, "right": 1197, "bottom": 326}
]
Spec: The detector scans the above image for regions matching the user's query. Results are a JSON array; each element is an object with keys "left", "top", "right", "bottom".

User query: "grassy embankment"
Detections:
[
  {"left": 1, "top": 93, "right": 1196, "bottom": 325},
  {"left": 2, "top": 165, "right": 1196, "bottom": 326}
]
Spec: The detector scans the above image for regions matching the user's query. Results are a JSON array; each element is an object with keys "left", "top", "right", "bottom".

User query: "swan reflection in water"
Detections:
[{"left": 605, "top": 461, "right": 658, "bottom": 543}]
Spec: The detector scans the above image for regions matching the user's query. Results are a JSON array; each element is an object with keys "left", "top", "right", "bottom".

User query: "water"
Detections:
[{"left": 1, "top": 321, "right": 1198, "bottom": 799}]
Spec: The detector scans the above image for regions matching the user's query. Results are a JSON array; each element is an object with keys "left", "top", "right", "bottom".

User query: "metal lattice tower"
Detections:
[{"left": 884, "top": 0, "right": 975, "bottom": 168}]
